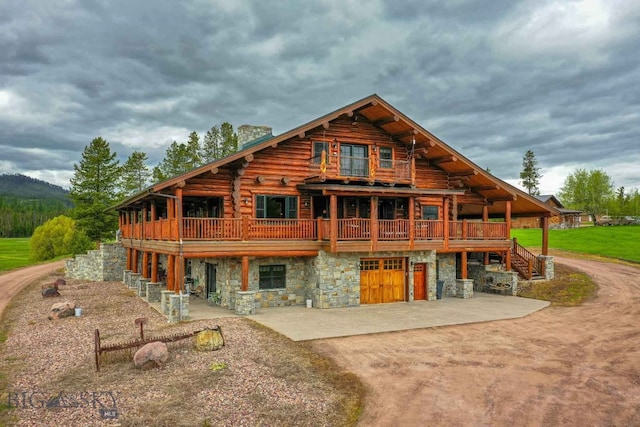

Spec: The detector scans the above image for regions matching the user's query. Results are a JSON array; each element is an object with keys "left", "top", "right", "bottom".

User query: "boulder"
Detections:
[
  {"left": 54, "top": 278, "right": 66, "bottom": 288},
  {"left": 42, "top": 287, "right": 61, "bottom": 298},
  {"left": 195, "top": 328, "right": 224, "bottom": 351},
  {"left": 133, "top": 342, "right": 169, "bottom": 370},
  {"left": 48, "top": 301, "right": 76, "bottom": 320}
]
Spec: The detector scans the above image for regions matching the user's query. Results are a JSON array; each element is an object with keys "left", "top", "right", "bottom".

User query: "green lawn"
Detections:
[
  {"left": 511, "top": 226, "right": 640, "bottom": 263},
  {"left": 0, "top": 238, "right": 31, "bottom": 272}
]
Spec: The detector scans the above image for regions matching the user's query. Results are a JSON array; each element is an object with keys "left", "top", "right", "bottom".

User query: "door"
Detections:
[
  {"left": 360, "top": 258, "right": 406, "bottom": 304},
  {"left": 206, "top": 263, "right": 217, "bottom": 299},
  {"left": 413, "top": 263, "right": 427, "bottom": 300}
]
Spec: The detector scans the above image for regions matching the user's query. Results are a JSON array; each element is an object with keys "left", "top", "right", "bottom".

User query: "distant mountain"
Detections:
[{"left": 0, "top": 173, "right": 71, "bottom": 205}]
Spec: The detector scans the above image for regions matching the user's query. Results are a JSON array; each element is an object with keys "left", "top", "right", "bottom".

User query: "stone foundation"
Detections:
[
  {"left": 235, "top": 291, "right": 256, "bottom": 315},
  {"left": 146, "top": 282, "right": 162, "bottom": 302},
  {"left": 538, "top": 255, "right": 555, "bottom": 280},
  {"left": 468, "top": 262, "right": 519, "bottom": 296},
  {"left": 65, "top": 243, "right": 126, "bottom": 281},
  {"left": 455, "top": 279, "right": 474, "bottom": 298},
  {"left": 161, "top": 290, "right": 174, "bottom": 315},
  {"left": 168, "top": 294, "right": 189, "bottom": 322},
  {"left": 137, "top": 277, "right": 149, "bottom": 297}
]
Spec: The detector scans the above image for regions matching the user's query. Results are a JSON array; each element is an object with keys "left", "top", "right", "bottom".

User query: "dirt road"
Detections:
[
  {"left": 0, "top": 261, "right": 65, "bottom": 318},
  {"left": 313, "top": 257, "right": 640, "bottom": 426}
]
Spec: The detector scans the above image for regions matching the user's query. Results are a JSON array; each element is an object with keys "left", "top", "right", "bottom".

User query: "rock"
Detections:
[
  {"left": 48, "top": 301, "right": 76, "bottom": 320},
  {"left": 54, "top": 278, "right": 66, "bottom": 287},
  {"left": 42, "top": 287, "right": 61, "bottom": 298},
  {"left": 195, "top": 328, "right": 224, "bottom": 351},
  {"left": 133, "top": 342, "right": 169, "bottom": 370}
]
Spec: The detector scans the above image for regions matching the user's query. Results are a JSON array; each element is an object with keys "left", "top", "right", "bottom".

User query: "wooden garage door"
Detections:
[{"left": 360, "top": 258, "right": 406, "bottom": 304}]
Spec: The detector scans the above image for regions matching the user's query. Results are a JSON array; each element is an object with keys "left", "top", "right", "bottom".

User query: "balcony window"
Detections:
[
  {"left": 259, "top": 265, "right": 286, "bottom": 289},
  {"left": 379, "top": 147, "right": 393, "bottom": 169},
  {"left": 256, "top": 195, "right": 298, "bottom": 219},
  {"left": 340, "top": 144, "right": 368, "bottom": 177}
]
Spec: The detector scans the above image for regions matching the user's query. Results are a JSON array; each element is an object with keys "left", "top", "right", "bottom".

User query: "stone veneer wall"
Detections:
[
  {"left": 538, "top": 255, "right": 555, "bottom": 280},
  {"left": 436, "top": 253, "right": 457, "bottom": 297},
  {"left": 65, "top": 243, "right": 126, "bottom": 282},
  {"left": 468, "top": 262, "right": 519, "bottom": 296}
]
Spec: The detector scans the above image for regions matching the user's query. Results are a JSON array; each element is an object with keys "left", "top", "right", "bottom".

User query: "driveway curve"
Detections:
[
  {"left": 312, "top": 257, "right": 640, "bottom": 426},
  {"left": 0, "top": 260, "right": 66, "bottom": 318}
]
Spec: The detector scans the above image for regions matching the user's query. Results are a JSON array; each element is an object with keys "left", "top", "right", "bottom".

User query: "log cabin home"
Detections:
[{"left": 116, "top": 94, "right": 556, "bottom": 315}]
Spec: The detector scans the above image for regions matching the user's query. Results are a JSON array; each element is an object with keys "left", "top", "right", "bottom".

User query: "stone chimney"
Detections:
[{"left": 237, "top": 125, "right": 273, "bottom": 147}]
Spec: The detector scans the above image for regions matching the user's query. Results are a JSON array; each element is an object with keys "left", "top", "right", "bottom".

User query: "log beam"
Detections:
[
  {"left": 392, "top": 129, "right": 418, "bottom": 139},
  {"left": 373, "top": 115, "right": 399, "bottom": 127},
  {"left": 449, "top": 169, "right": 477, "bottom": 178},
  {"left": 429, "top": 155, "right": 457, "bottom": 165}
]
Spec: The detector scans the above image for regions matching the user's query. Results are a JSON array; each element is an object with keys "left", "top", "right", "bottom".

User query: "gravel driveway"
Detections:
[{"left": 311, "top": 257, "right": 640, "bottom": 426}]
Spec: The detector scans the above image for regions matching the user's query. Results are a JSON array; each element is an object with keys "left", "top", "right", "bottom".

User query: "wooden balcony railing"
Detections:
[{"left": 122, "top": 217, "right": 508, "bottom": 243}]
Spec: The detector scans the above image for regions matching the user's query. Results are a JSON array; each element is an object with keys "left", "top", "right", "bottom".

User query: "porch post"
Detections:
[
  {"left": 150, "top": 201, "right": 156, "bottom": 239},
  {"left": 408, "top": 196, "right": 415, "bottom": 250},
  {"left": 141, "top": 251, "right": 149, "bottom": 278},
  {"left": 142, "top": 204, "right": 147, "bottom": 240},
  {"left": 151, "top": 252, "right": 159, "bottom": 283},
  {"left": 330, "top": 194, "right": 338, "bottom": 253},
  {"left": 505, "top": 201, "right": 512, "bottom": 240},
  {"left": 542, "top": 216, "right": 549, "bottom": 256},
  {"left": 461, "top": 251, "right": 468, "bottom": 280},
  {"left": 167, "top": 254, "right": 175, "bottom": 291},
  {"left": 132, "top": 249, "right": 139, "bottom": 274},
  {"left": 443, "top": 198, "right": 449, "bottom": 249},
  {"left": 241, "top": 256, "right": 249, "bottom": 291},
  {"left": 483, "top": 205, "right": 489, "bottom": 265},
  {"left": 126, "top": 248, "right": 132, "bottom": 271},
  {"left": 371, "top": 196, "right": 379, "bottom": 252}
]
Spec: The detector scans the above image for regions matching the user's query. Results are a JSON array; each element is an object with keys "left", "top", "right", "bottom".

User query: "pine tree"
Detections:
[
  {"left": 69, "top": 137, "right": 120, "bottom": 243},
  {"left": 201, "top": 125, "right": 222, "bottom": 164},
  {"left": 186, "top": 131, "right": 201, "bottom": 169},
  {"left": 121, "top": 151, "right": 151, "bottom": 196},
  {"left": 519, "top": 150, "right": 542, "bottom": 195},
  {"left": 220, "top": 122, "right": 238, "bottom": 157},
  {"left": 152, "top": 141, "right": 192, "bottom": 182}
]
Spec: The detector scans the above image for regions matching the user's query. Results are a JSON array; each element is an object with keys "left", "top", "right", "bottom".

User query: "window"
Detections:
[
  {"left": 340, "top": 144, "right": 369, "bottom": 177},
  {"left": 259, "top": 265, "right": 286, "bottom": 289},
  {"left": 312, "top": 141, "right": 329, "bottom": 164},
  {"left": 256, "top": 195, "right": 298, "bottom": 218},
  {"left": 422, "top": 206, "right": 439, "bottom": 220},
  {"left": 379, "top": 147, "right": 392, "bottom": 168}
]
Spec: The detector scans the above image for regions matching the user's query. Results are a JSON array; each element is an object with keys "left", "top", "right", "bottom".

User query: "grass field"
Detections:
[
  {"left": 511, "top": 226, "right": 640, "bottom": 263},
  {"left": 0, "top": 238, "right": 31, "bottom": 272}
]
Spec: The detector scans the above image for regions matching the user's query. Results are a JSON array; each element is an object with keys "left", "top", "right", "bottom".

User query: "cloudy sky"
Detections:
[{"left": 1, "top": 0, "right": 639, "bottom": 195}]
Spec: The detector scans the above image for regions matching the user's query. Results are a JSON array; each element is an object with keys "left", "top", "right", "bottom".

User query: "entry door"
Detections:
[
  {"left": 413, "top": 263, "right": 427, "bottom": 300},
  {"left": 360, "top": 258, "right": 406, "bottom": 304},
  {"left": 206, "top": 263, "right": 217, "bottom": 298}
]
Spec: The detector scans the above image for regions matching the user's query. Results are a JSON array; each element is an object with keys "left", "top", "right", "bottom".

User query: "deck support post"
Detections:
[
  {"left": 330, "top": 194, "right": 338, "bottom": 253},
  {"left": 141, "top": 251, "right": 149, "bottom": 278},
  {"left": 132, "top": 249, "right": 139, "bottom": 274},
  {"left": 443, "top": 198, "right": 449, "bottom": 249},
  {"left": 167, "top": 254, "right": 175, "bottom": 292},
  {"left": 461, "top": 251, "right": 468, "bottom": 280},
  {"left": 370, "top": 196, "right": 379, "bottom": 252},
  {"left": 542, "top": 216, "right": 549, "bottom": 256},
  {"left": 151, "top": 252, "right": 158, "bottom": 283},
  {"left": 241, "top": 256, "right": 249, "bottom": 291}
]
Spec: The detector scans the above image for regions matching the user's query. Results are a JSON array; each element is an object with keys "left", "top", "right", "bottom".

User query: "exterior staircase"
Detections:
[{"left": 510, "top": 238, "right": 544, "bottom": 280}]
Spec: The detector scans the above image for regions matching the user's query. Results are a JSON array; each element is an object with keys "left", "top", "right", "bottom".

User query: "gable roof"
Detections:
[{"left": 116, "top": 94, "right": 557, "bottom": 218}]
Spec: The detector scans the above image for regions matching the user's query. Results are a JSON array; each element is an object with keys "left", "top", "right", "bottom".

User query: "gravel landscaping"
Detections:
[{"left": 0, "top": 274, "right": 362, "bottom": 426}]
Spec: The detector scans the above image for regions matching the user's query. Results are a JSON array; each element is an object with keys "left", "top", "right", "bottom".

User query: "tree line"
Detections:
[
  {"left": 519, "top": 150, "right": 639, "bottom": 222},
  {"left": 0, "top": 196, "right": 70, "bottom": 238}
]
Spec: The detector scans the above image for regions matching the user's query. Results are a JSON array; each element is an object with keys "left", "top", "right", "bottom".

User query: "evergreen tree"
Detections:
[
  {"left": 120, "top": 151, "right": 151, "bottom": 196},
  {"left": 69, "top": 137, "right": 120, "bottom": 242},
  {"left": 201, "top": 125, "right": 222, "bottom": 164},
  {"left": 186, "top": 131, "right": 201, "bottom": 169},
  {"left": 519, "top": 150, "right": 542, "bottom": 195},
  {"left": 152, "top": 141, "right": 192, "bottom": 182},
  {"left": 220, "top": 122, "right": 238, "bottom": 157}
]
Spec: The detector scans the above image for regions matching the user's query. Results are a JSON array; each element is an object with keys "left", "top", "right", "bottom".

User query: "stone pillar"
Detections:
[
  {"left": 129, "top": 273, "right": 141, "bottom": 290},
  {"left": 146, "top": 282, "right": 163, "bottom": 302},
  {"left": 168, "top": 294, "right": 189, "bottom": 323},
  {"left": 455, "top": 279, "right": 474, "bottom": 299},
  {"left": 123, "top": 270, "right": 132, "bottom": 286},
  {"left": 235, "top": 291, "right": 256, "bottom": 315},
  {"left": 137, "top": 277, "right": 149, "bottom": 297},
  {"left": 161, "top": 290, "right": 174, "bottom": 315},
  {"left": 538, "top": 255, "right": 555, "bottom": 280}
]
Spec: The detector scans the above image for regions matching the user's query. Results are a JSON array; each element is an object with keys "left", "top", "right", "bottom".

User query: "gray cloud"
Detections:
[{"left": 0, "top": 0, "right": 638, "bottom": 196}]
